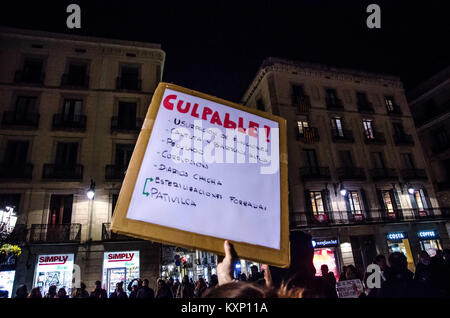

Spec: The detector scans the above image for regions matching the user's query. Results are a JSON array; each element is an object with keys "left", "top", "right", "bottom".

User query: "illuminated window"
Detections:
[
  {"left": 383, "top": 191, "right": 395, "bottom": 213},
  {"left": 348, "top": 191, "right": 362, "bottom": 214},
  {"left": 297, "top": 120, "right": 309, "bottom": 135},
  {"left": 363, "top": 119, "right": 374, "bottom": 139},
  {"left": 331, "top": 117, "right": 344, "bottom": 137},
  {"left": 414, "top": 191, "right": 425, "bottom": 210},
  {"left": 384, "top": 96, "right": 395, "bottom": 112},
  {"left": 310, "top": 191, "right": 325, "bottom": 215}
]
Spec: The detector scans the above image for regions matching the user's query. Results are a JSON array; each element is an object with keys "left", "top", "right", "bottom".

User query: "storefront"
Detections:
[
  {"left": 0, "top": 251, "right": 17, "bottom": 298},
  {"left": 417, "top": 230, "right": 442, "bottom": 257},
  {"left": 386, "top": 232, "right": 415, "bottom": 271},
  {"left": 33, "top": 254, "right": 74, "bottom": 297},
  {"left": 312, "top": 238, "right": 340, "bottom": 279},
  {"left": 102, "top": 251, "right": 139, "bottom": 296}
]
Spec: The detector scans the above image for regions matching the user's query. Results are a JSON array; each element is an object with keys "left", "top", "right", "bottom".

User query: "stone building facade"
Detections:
[
  {"left": 242, "top": 58, "right": 450, "bottom": 276},
  {"left": 0, "top": 27, "right": 165, "bottom": 295}
]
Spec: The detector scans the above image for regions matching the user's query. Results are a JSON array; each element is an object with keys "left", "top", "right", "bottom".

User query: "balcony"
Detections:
[
  {"left": 357, "top": 102, "right": 374, "bottom": 113},
  {"left": 61, "top": 73, "right": 90, "bottom": 88},
  {"left": 297, "top": 127, "right": 320, "bottom": 143},
  {"left": 42, "top": 164, "right": 83, "bottom": 181},
  {"left": 387, "top": 105, "right": 403, "bottom": 116},
  {"left": 105, "top": 165, "right": 126, "bottom": 180},
  {"left": 370, "top": 168, "right": 398, "bottom": 180},
  {"left": 363, "top": 131, "right": 386, "bottom": 145},
  {"left": 290, "top": 207, "right": 450, "bottom": 228},
  {"left": 14, "top": 70, "right": 45, "bottom": 84},
  {"left": 337, "top": 167, "right": 366, "bottom": 180},
  {"left": 326, "top": 97, "right": 344, "bottom": 110},
  {"left": 111, "top": 117, "right": 143, "bottom": 133},
  {"left": 29, "top": 224, "right": 81, "bottom": 243},
  {"left": 331, "top": 128, "right": 354, "bottom": 143},
  {"left": 1, "top": 112, "right": 40, "bottom": 129},
  {"left": 394, "top": 133, "right": 414, "bottom": 146},
  {"left": 52, "top": 114, "right": 87, "bottom": 131},
  {"left": 293, "top": 95, "right": 311, "bottom": 113},
  {"left": 0, "top": 163, "right": 33, "bottom": 179},
  {"left": 300, "top": 166, "right": 331, "bottom": 180},
  {"left": 116, "top": 77, "right": 141, "bottom": 91},
  {"left": 102, "top": 223, "right": 139, "bottom": 241},
  {"left": 401, "top": 168, "right": 427, "bottom": 180}
]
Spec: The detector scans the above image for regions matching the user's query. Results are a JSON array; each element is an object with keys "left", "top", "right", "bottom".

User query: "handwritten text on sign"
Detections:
[{"left": 126, "top": 88, "right": 281, "bottom": 249}]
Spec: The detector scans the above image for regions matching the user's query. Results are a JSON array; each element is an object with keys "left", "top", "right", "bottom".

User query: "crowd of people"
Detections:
[{"left": 7, "top": 237, "right": 450, "bottom": 298}]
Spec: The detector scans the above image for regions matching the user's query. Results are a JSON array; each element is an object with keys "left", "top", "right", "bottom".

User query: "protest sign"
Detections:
[
  {"left": 336, "top": 279, "right": 364, "bottom": 298},
  {"left": 111, "top": 82, "right": 289, "bottom": 267}
]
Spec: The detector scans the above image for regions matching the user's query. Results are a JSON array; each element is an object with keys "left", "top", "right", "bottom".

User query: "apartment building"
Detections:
[
  {"left": 242, "top": 57, "right": 450, "bottom": 277},
  {"left": 0, "top": 27, "right": 165, "bottom": 296},
  {"left": 407, "top": 66, "right": 450, "bottom": 208}
]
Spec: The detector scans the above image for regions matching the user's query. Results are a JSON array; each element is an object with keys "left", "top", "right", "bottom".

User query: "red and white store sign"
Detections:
[
  {"left": 38, "top": 255, "right": 70, "bottom": 266},
  {"left": 103, "top": 251, "right": 139, "bottom": 269}
]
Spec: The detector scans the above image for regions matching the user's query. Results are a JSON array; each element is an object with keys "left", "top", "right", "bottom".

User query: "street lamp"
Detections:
[
  {"left": 339, "top": 184, "right": 347, "bottom": 196},
  {"left": 87, "top": 179, "right": 96, "bottom": 200},
  {"left": 407, "top": 185, "right": 415, "bottom": 195}
]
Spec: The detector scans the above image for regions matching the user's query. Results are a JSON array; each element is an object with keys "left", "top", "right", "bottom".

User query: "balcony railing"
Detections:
[
  {"left": 61, "top": 73, "right": 90, "bottom": 88},
  {"left": 111, "top": 117, "right": 143, "bottom": 132},
  {"left": 331, "top": 128, "right": 354, "bottom": 142},
  {"left": 0, "top": 163, "right": 33, "bottom": 179},
  {"left": 300, "top": 166, "right": 331, "bottom": 180},
  {"left": 1, "top": 112, "right": 40, "bottom": 129},
  {"left": 387, "top": 105, "right": 402, "bottom": 116},
  {"left": 102, "top": 223, "right": 139, "bottom": 241},
  {"left": 394, "top": 133, "right": 414, "bottom": 146},
  {"left": 370, "top": 168, "right": 398, "bottom": 180},
  {"left": 291, "top": 208, "right": 450, "bottom": 228},
  {"left": 105, "top": 165, "right": 126, "bottom": 180},
  {"left": 14, "top": 70, "right": 45, "bottom": 84},
  {"left": 357, "top": 102, "right": 374, "bottom": 113},
  {"left": 42, "top": 164, "right": 83, "bottom": 181},
  {"left": 29, "top": 224, "right": 81, "bottom": 243},
  {"left": 293, "top": 95, "right": 311, "bottom": 113},
  {"left": 52, "top": 114, "right": 87, "bottom": 131},
  {"left": 326, "top": 98, "right": 344, "bottom": 110},
  {"left": 363, "top": 131, "right": 386, "bottom": 145},
  {"left": 297, "top": 127, "right": 320, "bottom": 143},
  {"left": 337, "top": 167, "right": 366, "bottom": 180},
  {"left": 116, "top": 77, "right": 141, "bottom": 91},
  {"left": 401, "top": 168, "right": 427, "bottom": 180}
]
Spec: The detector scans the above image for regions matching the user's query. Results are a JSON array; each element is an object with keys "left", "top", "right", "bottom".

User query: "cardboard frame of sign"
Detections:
[{"left": 111, "top": 82, "right": 289, "bottom": 268}]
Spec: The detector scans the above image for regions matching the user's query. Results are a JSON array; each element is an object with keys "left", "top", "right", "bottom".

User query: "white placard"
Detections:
[
  {"left": 336, "top": 279, "right": 364, "bottom": 298},
  {"left": 125, "top": 88, "right": 281, "bottom": 249}
]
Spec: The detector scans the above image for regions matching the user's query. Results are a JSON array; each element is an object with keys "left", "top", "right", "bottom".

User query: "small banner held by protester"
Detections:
[
  {"left": 111, "top": 83, "right": 290, "bottom": 268},
  {"left": 336, "top": 279, "right": 364, "bottom": 298}
]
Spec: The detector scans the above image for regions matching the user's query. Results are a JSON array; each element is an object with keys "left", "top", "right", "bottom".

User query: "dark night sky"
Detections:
[{"left": 1, "top": 0, "right": 449, "bottom": 102}]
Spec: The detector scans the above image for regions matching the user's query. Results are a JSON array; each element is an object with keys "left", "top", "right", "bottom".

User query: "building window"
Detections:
[
  {"left": 382, "top": 191, "right": 395, "bottom": 213},
  {"left": 384, "top": 96, "right": 395, "bottom": 112},
  {"left": 62, "top": 99, "right": 83, "bottom": 121},
  {"left": 112, "top": 194, "right": 119, "bottom": 216},
  {"left": 65, "top": 61, "right": 88, "bottom": 87},
  {"left": 292, "top": 84, "right": 305, "bottom": 104},
  {"left": 401, "top": 153, "right": 415, "bottom": 169},
  {"left": 348, "top": 191, "right": 362, "bottom": 214},
  {"left": 339, "top": 151, "right": 353, "bottom": 168},
  {"left": 331, "top": 117, "right": 344, "bottom": 137},
  {"left": 392, "top": 122, "right": 405, "bottom": 135},
  {"left": 15, "top": 96, "right": 37, "bottom": 113},
  {"left": 117, "top": 102, "right": 137, "bottom": 129},
  {"left": 297, "top": 120, "right": 309, "bottom": 135},
  {"left": 371, "top": 152, "right": 385, "bottom": 169},
  {"left": 363, "top": 119, "right": 374, "bottom": 139},
  {"left": 48, "top": 195, "right": 73, "bottom": 225},
  {"left": 19, "top": 57, "right": 44, "bottom": 83},
  {"left": 414, "top": 190, "right": 426, "bottom": 210},
  {"left": 434, "top": 128, "right": 448, "bottom": 147},
  {"left": 55, "top": 142, "right": 78, "bottom": 166},
  {"left": 118, "top": 65, "right": 140, "bottom": 90},
  {"left": 115, "top": 144, "right": 134, "bottom": 168},
  {"left": 310, "top": 191, "right": 325, "bottom": 215},
  {"left": 303, "top": 149, "right": 318, "bottom": 168},
  {"left": 3, "top": 140, "right": 29, "bottom": 167}
]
